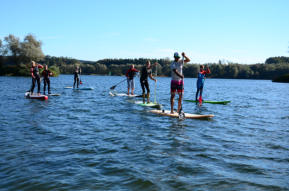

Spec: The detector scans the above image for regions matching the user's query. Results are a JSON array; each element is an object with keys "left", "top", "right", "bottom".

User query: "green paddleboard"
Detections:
[{"left": 184, "top": 100, "right": 231, "bottom": 105}]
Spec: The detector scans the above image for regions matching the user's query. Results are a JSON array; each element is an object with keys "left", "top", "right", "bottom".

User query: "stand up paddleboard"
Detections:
[
  {"left": 109, "top": 92, "right": 140, "bottom": 97},
  {"left": 184, "top": 100, "right": 230, "bottom": 105},
  {"left": 135, "top": 101, "right": 161, "bottom": 108},
  {"left": 64, "top": 87, "right": 94, "bottom": 90},
  {"left": 25, "top": 92, "right": 48, "bottom": 100},
  {"left": 48, "top": 93, "right": 61, "bottom": 96},
  {"left": 149, "top": 110, "right": 214, "bottom": 119}
]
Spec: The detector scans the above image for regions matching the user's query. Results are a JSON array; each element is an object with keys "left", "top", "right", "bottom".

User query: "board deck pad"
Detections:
[
  {"left": 184, "top": 100, "right": 231, "bottom": 105},
  {"left": 25, "top": 92, "right": 48, "bottom": 100},
  {"left": 149, "top": 110, "right": 214, "bottom": 119}
]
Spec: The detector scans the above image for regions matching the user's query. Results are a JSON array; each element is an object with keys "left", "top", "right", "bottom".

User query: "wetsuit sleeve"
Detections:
[
  {"left": 125, "top": 69, "right": 130, "bottom": 77},
  {"left": 206, "top": 68, "right": 211, "bottom": 74},
  {"left": 133, "top": 68, "right": 139, "bottom": 72},
  {"left": 31, "top": 68, "right": 35, "bottom": 78}
]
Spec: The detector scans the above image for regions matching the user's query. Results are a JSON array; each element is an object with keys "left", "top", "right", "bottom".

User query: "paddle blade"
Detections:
[
  {"left": 199, "top": 96, "right": 202, "bottom": 106},
  {"left": 110, "top": 85, "right": 116, "bottom": 90}
]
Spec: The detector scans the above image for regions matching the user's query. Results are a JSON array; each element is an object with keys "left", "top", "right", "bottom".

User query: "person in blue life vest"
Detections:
[{"left": 195, "top": 65, "right": 211, "bottom": 102}]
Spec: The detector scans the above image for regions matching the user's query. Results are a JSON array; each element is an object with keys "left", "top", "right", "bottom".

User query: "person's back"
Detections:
[{"left": 126, "top": 65, "right": 139, "bottom": 95}]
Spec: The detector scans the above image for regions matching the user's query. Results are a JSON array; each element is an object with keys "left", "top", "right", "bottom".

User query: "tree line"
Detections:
[{"left": 1, "top": 34, "right": 289, "bottom": 80}]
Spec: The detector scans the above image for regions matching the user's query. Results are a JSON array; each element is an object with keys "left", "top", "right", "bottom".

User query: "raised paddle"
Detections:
[{"left": 110, "top": 79, "right": 126, "bottom": 90}]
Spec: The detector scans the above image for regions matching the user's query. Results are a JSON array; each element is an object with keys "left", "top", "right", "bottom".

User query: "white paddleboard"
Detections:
[
  {"left": 149, "top": 110, "right": 214, "bottom": 119},
  {"left": 48, "top": 93, "right": 61, "bottom": 96},
  {"left": 25, "top": 92, "right": 48, "bottom": 100},
  {"left": 109, "top": 92, "right": 139, "bottom": 97}
]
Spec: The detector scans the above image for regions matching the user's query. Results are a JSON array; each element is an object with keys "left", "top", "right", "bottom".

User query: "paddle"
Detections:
[
  {"left": 153, "top": 62, "right": 162, "bottom": 110},
  {"left": 79, "top": 68, "right": 82, "bottom": 85},
  {"left": 110, "top": 79, "right": 127, "bottom": 90},
  {"left": 178, "top": 57, "right": 185, "bottom": 120}
]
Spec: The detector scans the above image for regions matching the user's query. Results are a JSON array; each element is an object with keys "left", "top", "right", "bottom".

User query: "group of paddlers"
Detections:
[{"left": 28, "top": 52, "right": 210, "bottom": 114}]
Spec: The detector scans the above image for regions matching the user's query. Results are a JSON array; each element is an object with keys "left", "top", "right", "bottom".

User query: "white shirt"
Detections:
[{"left": 170, "top": 59, "right": 184, "bottom": 81}]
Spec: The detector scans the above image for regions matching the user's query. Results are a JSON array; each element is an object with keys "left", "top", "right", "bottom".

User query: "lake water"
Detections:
[{"left": 0, "top": 75, "right": 288, "bottom": 191}]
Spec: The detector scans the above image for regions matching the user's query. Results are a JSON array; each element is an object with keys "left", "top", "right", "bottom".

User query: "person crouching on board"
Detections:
[
  {"left": 195, "top": 65, "right": 211, "bottom": 102},
  {"left": 73, "top": 66, "right": 81, "bottom": 89},
  {"left": 126, "top": 64, "right": 139, "bottom": 95},
  {"left": 170, "top": 52, "right": 190, "bottom": 114},
  {"left": 30, "top": 61, "right": 43, "bottom": 96},
  {"left": 42, "top": 64, "right": 53, "bottom": 95},
  {"left": 140, "top": 61, "right": 157, "bottom": 103}
]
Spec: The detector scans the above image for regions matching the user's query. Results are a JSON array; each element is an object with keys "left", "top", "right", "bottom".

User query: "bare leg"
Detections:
[
  {"left": 170, "top": 93, "right": 175, "bottom": 114},
  {"left": 127, "top": 88, "right": 130, "bottom": 95},
  {"left": 177, "top": 93, "right": 183, "bottom": 113},
  {"left": 131, "top": 88, "right": 134, "bottom": 95}
]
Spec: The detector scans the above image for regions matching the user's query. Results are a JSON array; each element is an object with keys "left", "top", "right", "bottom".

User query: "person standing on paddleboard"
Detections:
[
  {"left": 171, "top": 52, "right": 190, "bottom": 114},
  {"left": 42, "top": 65, "right": 53, "bottom": 95},
  {"left": 195, "top": 65, "right": 211, "bottom": 102},
  {"left": 73, "top": 66, "right": 81, "bottom": 89},
  {"left": 140, "top": 61, "right": 157, "bottom": 103},
  {"left": 29, "top": 61, "right": 43, "bottom": 96},
  {"left": 126, "top": 64, "right": 139, "bottom": 95}
]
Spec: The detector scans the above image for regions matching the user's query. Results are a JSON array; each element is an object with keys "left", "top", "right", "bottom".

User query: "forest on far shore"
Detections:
[{"left": 1, "top": 34, "right": 289, "bottom": 80}]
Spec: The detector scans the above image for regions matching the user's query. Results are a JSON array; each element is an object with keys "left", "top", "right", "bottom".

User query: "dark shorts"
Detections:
[{"left": 171, "top": 80, "right": 184, "bottom": 93}]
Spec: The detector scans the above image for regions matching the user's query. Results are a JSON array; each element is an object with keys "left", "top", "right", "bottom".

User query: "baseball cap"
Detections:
[{"left": 174, "top": 52, "right": 180, "bottom": 58}]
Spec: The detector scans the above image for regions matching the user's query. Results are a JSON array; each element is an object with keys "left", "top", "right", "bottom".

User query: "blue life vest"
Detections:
[{"left": 197, "top": 72, "right": 205, "bottom": 88}]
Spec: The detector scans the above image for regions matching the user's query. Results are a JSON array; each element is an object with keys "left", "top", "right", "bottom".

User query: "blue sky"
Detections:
[{"left": 1, "top": 0, "right": 288, "bottom": 63}]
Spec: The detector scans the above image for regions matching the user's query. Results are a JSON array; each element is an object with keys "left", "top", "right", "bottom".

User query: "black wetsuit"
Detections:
[
  {"left": 140, "top": 66, "right": 152, "bottom": 94},
  {"left": 30, "top": 66, "right": 41, "bottom": 94},
  {"left": 73, "top": 69, "right": 80, "bottom": 88},
  {"left": 42, "top": 69, "right": 51, "bottom": 94}
]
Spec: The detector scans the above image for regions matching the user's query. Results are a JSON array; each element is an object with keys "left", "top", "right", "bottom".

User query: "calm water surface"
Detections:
[{"left": 0, "top": 75, "right": 288, "bottom": 191}]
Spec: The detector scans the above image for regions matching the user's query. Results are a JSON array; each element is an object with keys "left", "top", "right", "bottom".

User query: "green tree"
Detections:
[
  {"left": 4, "top": 34, "right": 21, "bottom": 64},
  {"left": 20, "top": 34, "right": 44, "bottom": 63}
]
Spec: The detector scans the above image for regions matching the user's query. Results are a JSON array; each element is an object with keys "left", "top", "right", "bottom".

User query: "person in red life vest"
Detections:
[
  {"left": 195, "top": 65, "right": 211, "bottom": 102},
  {"left": 41, "top": 64, "right": 53, "bottom": 95},
  {"left": 30, "top": 61, "right": 43, "bottom": 96},
  {"left": 125, "top": 64, "right": 139, "bottom": 95}
]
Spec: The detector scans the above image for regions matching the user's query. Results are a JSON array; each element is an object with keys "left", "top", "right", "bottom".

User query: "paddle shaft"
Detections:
[{"left": 110, "top": 78, "right": 127, "bottom": 89}]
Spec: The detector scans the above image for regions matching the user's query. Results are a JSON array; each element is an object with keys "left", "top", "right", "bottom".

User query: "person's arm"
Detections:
[
  {"left": 49, "top": 70, "right": 53, "bottom": 76},
  {"left": 125, "top": 69, "right": 129, "bottom": 77},
  {"left": 149, "top": 73, "right": 156, "bottom": 82},
  {"left": 37, "top": 64, "right": 43, "bottom": 69},
  {"left": 31, "top": 68, "right": 35, "bottom": 78},
  {"left": 205, "top": 65, "right": 211, "bottom": 74},
  {"left": 133, "top": 68, "right": 139, "bottom": 72},
  {"left": 173, "top": 69, "right": 184, "bottom": 79},
  {"left": 182, "top": 52, "right": 190, "bottom": 63}
]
